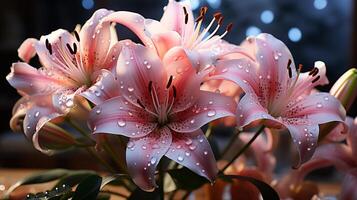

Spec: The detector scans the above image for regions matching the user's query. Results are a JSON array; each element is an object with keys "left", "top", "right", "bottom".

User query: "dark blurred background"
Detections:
[{"left": 0, "top": 0, "right": 355, "bottom": 169}]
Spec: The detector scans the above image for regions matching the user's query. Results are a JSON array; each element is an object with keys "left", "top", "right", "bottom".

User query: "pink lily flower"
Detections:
[
  {"left": 88, "top": 41, "right": 236, "bottom": 191},
  {"left": 275, "top": 117, "right": 357, "bottom": 199},
  {"left": 209, "top": 33, "right": 346, "bottom": 166},
  {"left": 6, "top": 9, "right": 122, "bottom": 153},
  {"left": 99, "top": 0, "right": 250, "bottom": 71}
]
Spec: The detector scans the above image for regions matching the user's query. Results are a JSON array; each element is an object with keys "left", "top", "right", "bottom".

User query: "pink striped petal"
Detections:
[
  {"left": 284, "top": 124, "right": 319, "bottom": 167},
  {"left": 151, "top": 31, "right": 181, "bottom": 58},
  {"left": 283, "top": 93, "right": 346, "bottom": 128},
  {"left": 17, "top": 38, "right": 37, "bottom": 63},
  {"left": 79, "top": 9, "right": 113, "bottom": 70},
  {"left": 126, "top": 127, "right": 172, "bottom": 191},
  {"left": 101, "top": 11, "right": 155, "bottom": 47},
  {"left": 102, "top": 41, "right": 125, "bottom": 72},
  {"left": 6, "top": 62, "right": 69, "bottom": 95},
  {"left": 341, "top": 169, "right": 357, "bottom": 200},
  {"left": 116, "top": 41, "right": 166, "bottom": 110},
  {"left": 88, "top": 96, "right": 156, "bottom": 138},
  {"left": 168, "top": 91, "right": 236, "bottom": 133},
  {"left": 81, "top": 69, "right": 119, "bottom": 105},
  {"left": 165, "top": 129, "right": 218, "bottom": 182},
  {"left": 160, "top": 0, "right": 194, "bottom": 38}
]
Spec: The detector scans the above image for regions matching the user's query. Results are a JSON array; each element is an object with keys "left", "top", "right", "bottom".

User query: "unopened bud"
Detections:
[{"left": 330, "top": 68, "right": 357, "bottom": 111}]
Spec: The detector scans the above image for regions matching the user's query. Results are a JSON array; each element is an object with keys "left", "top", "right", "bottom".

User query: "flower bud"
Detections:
[{"left": 330, "top": 68, "right": 357, "bottom": 111}]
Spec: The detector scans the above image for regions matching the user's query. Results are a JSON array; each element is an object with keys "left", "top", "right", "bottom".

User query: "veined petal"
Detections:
[
  {"left": 101, "top": 11, "right": 155, "bottom": 48},
  {"left": 284, "top": 124, "right": 319, "bottom": 167},
  {"left": 126, "top": 127, "right": 172, "bottom": 191},
  {"left": 116, "top": 41, "right": 166, "bottom": 109},
  {"left": 102, "top": 41, "right": 125, "bottom": 72},
  {"left": 18, "top": 38, "right": 37, "bottom": 63},
  {"left": 21, "top": 94, "right": 66, "bottom": 154},
  {"left": 79, "top": 8, "right": 113, "bottom": 70},
  {"left": 88, "top": 96, "right": 156, "bottom": 138},
  {"left": 81, "top": 69, "right": 119, "bottom": 105},
  {"left": 341, "top": 169, "right": 357, "bottom": 200},
  {"left": 236, "top": 95, "right": 282, "bottom": 129},
  {"left": 165, "top": 129, "right": 218, "bottom": 182},
  {"left": 160, "top": 0, "right": 194, "bottom": 37},
  {"left": 168, "top": 91, "right": 236, "bottom": 133},
  {"left": 6, "top": 62, "right": 69, "bottom": 95},
  {"left": 347, "top": 117, "right": 357, "bottom": 157},
  {"left": 282, "top": 93, "right": 346, "bottom": 128},
  {"left": 151, "top": 31, "right": 181, "bottom": 58}
]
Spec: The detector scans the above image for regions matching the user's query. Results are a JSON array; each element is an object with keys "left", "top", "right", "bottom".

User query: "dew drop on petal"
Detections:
[
  {"left": 185, "top": 152, "right": 191, "bottom": 156},
  {"left": 196, "top": 162, "right": 200, "bottom": 166},
  {"left": 189, "top": 145, "right": 197, "bottom": 150},
  {"left": 94, "top": 90, "right": 101, "bottom": 97},
  {"left": 146, "top": 65, "right": 151, "bottom": 69},
  {"left": 204, "top": 151, "right": 208, "bottom": 155},
  {"left": 208, "top": 100, "right": 213, "bottom": 105},
  {"left": 150, "top": 157, "right": 157, "bottom": 164},
  {"left": 316, "top": 102, "right": 323, "bottom": 108},
  {"left": 142, "top": 145, "right": 147, "bottom": 150},
  {"left": 207, "top": 109, "right": 216, "bottom": 117},
  {"left": 202, "top": 169, "right": 206, "bottom": 173},
  {"left": 177, "top": 156, "right": 184, "bottom": 162},
  {"left": 127, "top": 141, "right": 134, "bottom": 148},
  {"left": 324, "top": 97, "right": 329, "bottom": 101},
  {"left": 35, "top": 111, "right": 40, "bottom": 117},
  {"left": 96, "top": 108, "right": 101, "bottom": 114},
  {"left": 117, "top": 119, "right": 126, "bottom": 127},
  {"left": 128, "top": 87, "right": 134, "bottom": 92},
  {"left": 190, "top": 119, "right": 195, "bottom": 124}
]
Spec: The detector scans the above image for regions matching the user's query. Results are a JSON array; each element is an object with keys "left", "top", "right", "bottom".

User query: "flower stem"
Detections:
[
  {"left": 219, "top": 126, "right": 265, "bottom": 173},
  {"left": 220, "top": 128, "right": 241, "bottom": 159}
]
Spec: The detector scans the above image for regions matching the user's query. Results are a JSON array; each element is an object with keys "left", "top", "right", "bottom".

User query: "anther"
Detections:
[
  {"left": 73, "top": 31, "right": 80, "bottom": 42},
  {"left": 183, "top": 7, "right": 187, "bottom": 15},
  {"left": 66, "top": 43, "right": 77, "bottom": 55},
  {"left": 45, "top": 39, "right": 52, "bottom": 55},
  {"left": 200, "top": 6, "right": 208, "bottom": 15},
  {"left": 172, "top": 86, "right": 177, "bottom": 98},
  {"left": 166, "top": 75, "right": 173, "bottom": 89},
  {"left": 148, "top": 81, "right": 153, "bottom": 93},
  {"left": 137, "top": 99, "right": 146, "bottom": 109},
  {"left": 226, "top": 23, "right": 233, "bottom": 32},
  {"left": 287, "top": 59, "right": 292, "bottom": 78},
  {"left": 213, "top": 12, "right": 222, "bottom": 20},
  {"left": 312, "top": 75, "right": 320, "bottom": 83},
  {"left": 308, "top": 67, "right": 317, "bottom": 76}
]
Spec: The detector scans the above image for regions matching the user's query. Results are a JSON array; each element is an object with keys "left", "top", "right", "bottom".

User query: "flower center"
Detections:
[
  {"left": 136, "top": 76, "right": 177, "bottom": 126},
  {"left": 182, "top": 6, "right": 233, "bottom": 50},
  {"left": 45, "top": 31, "right": 92, "bottom": 88}
]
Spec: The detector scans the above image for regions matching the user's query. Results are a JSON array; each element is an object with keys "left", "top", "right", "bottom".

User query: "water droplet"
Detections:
[
  {"left": 125, "top": 61, "right": 130, "bottom": 65},
  {"left": 94, "top": 90, "right": 101, "bottom": 97},
  {"left": 221, "top": 68, "right": 228, "bottom": 73},
  {"left": 185, "top": 138, "right": 193, "bottom": 145},
  {"left": 196, "top": 162, "right": 200, "bottom": 166},
  {"left": 100, "top": 85, "right": 105, "bottom": 90},
  {"left": 142, "top": 145, "right": 147, "bottom": 150},
  {"left": 245, "top": 68, "right": 250, "bottom": 73},
  {"left": 150, "top": 157, "right": 157, "bottom": 164},
  {"left": 189, "top": 145, "right": 197, "bottom": 150},
  {"left": 144, "top": 167, "right": 147, "bottom": 170},
  {"left": 65, "top": 99, "right": 74, "bottom": 107},
  {"left": 238, "top": 64, "right": 243, "bottom": 69},
  {"left": 208, "top": 100, "right": 213, "bottom": 105},
  {"left": 199, "top": 138, "right": 204, "bottom": 143},
  {"left": 324, "top": 97, "right": 329, "bottom": 101},
  {"left": 201, "top": 169, "right": 206, "bottom": 173},
  {"left": 177, "top": 156, "right": 184, "bottom": 162},
  {"left": 204, "top": 151, "right": 208, "bottom": 155},
  {"left": 127, "top": 141, "right": 134, "bottom": 148},
  {"left": 190, "top": 119, "right": 195, "bottom": 124},
  {"left": 316, "top": 102, "right": 323, "bottom": 108},
  {"left": 146, "top": 64, "right": 151, "bottom": 69},
  {"left": 35, "top": 111, "right": 40, "bottom": 117},
  {"left": 185, "top": 152, "right": 191, "bottom": 156},
  {"left": 304, "top": 128, "right": 308, "bottom": 132},
  {"left": 307, "top": 147, "right": 311, "bottom": 151},
  {"left": 143, "top": 60, "right": 148, "bottom": 65},
  {"left": 207, "top": 109, "right": 216, "bottom": 117},
  {"left": 130, "top": 56, "right": 134, "bottom": 60},
  {"left": 128, "top": 87, "right": 134, "bottom": 92},
  {"left": 117, "top": 119, "right": 126, "bottom": 127},
  {"left": 26, "top": 126, "right": 31, "bottom": 129},
  {"left": 177, "top": 145, "right": 182, "bottom": 149},
  {"left": 96, "top": 108, "right": 101, "bottom": 114}
]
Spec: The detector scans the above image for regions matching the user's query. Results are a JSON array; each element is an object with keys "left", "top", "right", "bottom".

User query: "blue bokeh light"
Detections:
[
  {"left": 206, "top": 0, "right": 221, "bottom": 9},
  {"left": 260, "top": 10, "right": 274, "bottom": 24},
  {"left": 314, "top": 0, "right": 328, "bottom": 10},
  {"left": 246, "top": 26, "right": 261, "bottom": 37},
  {"left": 181, "top": 0, "right": 200, "bottom": 10},
  {"left": 288, "top": 27, "right": 302, "bottom": 42},
  {"left": 82, "top": 0, "right": 94, "bottom": 10}
]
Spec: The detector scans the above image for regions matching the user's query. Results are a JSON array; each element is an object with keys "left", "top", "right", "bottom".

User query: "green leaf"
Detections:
[
  {"left": 168, "top": 167, "right": 209, "bottom": 191},
  {"left": 222, "top": 175, "right": 280, "bottom": 200},
  {"left": 53, "top": 170, "right": 97, "bottom": 189},
  {"left": 5, "top": 169, "right": 70, "bottom": 196},
  {"left": 72, "top": 174, "right": 102, "bottom": 200}
]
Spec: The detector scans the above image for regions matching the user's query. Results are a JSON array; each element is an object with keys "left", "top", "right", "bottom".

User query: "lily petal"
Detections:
[
  {"left": 347, "top": 117, "right": 357, "bottom": 156},
  {"left": 160, "top": 0, "right": 194, "bottom": 38},
  {"left": 6, "top": 62, "right": 69, "bottom": 95},
  {"left": 88, "top": 96, "right": 156, "bottom": 138},
  {"left": 126, "top": 127, "right": 172, "bottom": 191},
  {"left": 165, "top": 129, "right": 218, "bottom": 182},
  {"left": 81, "top": 69, "right": 119, "bottom": 105},
  {"left": 168, "top": 91, "right": 236, "bottom": 133},
  {"left": 18, "top": 38, "right": 37, "bottom": 63},
  {"left": 79, "top": 8, "right": 113, "bottom": 70}
]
